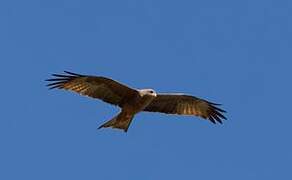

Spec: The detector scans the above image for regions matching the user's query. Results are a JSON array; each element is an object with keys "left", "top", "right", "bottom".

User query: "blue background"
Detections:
[{"left": 1, "top": 0, "right": 291, "bottom": 179}]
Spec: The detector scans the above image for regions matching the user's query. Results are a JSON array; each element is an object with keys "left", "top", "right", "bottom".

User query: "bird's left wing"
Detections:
[
  {"left": 143, "top": 94, "right": 226, "bottom": 124},
  {"left": 46, "top": 71, "right": 138, "bottom": 107}
]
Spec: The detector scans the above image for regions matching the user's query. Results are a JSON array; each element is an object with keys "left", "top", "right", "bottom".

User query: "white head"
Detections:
[{"left": 139, "top": 89, "right": 157, "bottom": 97}]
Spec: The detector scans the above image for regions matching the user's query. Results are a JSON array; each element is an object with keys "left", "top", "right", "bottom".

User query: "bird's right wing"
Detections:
[
  {"left": 143, "top": 94, "right": 226, "bottom": 124},
  {"left": 46, "top": 71, "right": 139, "bottom": 107}
]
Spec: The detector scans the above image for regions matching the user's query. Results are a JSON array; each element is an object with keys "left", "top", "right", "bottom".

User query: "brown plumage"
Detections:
[
  {"left": 144, "top": 94, "right": 226, "bottom": 124},
  {"left": 46, "top": 71, "right": 226, "bottom": 132}
]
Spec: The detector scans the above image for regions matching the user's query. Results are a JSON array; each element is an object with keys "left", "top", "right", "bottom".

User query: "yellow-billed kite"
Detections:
[{"left": 46, "top": 71, "right": 226, "bottom": 132}]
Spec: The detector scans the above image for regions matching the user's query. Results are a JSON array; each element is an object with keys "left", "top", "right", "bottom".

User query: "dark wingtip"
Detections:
[
  {"left": 206, "top": 100, "right": 222, "bottom": 106},
  {"left": 52, "top": 74, "right": 70, "bottom": 78},
  {"left": 45, "top": 78, "right": 69, "bottom": 82},
  {"left": 209, "top": 116, "right": 216, "bottom": 124},
  {"left": 213, "top": 114, "right": 223, "bottom": 124},
  {"left": 207, "top": 101, "right": 227, "bottom": 124},
  {"left": 64, "top": 71, "right": 83, "bottom": 76},
  {"left": 46, "top": 71, "right": 83, "bottom": 90},
  {"left": 211, "top": 105, "right": 226, "bottom": 113},
  {"left": 219, "top": 115, "right": 227, "bottom": 121},
  {"left": 48, "top": 86, "right": 59, "bottom": 90}
]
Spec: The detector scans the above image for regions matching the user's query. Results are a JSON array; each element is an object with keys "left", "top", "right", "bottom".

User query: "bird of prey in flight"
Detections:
[{"left": 46, "top": 71, "right": 226, "bottom": 132}]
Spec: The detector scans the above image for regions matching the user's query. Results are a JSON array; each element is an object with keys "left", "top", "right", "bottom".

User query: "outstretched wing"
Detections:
[
  {"left": 46, "top": 71, "right": 139, "bottom": 107},
  {"left": 143, "top": 94, "right": 226, "bottom": 124}
]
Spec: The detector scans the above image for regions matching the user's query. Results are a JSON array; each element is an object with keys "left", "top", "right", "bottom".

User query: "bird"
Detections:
[{"left": 46, "top": 71, "right": 226, "bottom": 132}]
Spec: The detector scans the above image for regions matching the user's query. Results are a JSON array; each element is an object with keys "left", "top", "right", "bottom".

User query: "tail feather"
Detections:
[{"left": 98, "top": 112, "right": 134, "bottom": 132}]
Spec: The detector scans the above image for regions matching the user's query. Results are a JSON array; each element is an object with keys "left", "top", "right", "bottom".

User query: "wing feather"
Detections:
[
  {"left": 46, "top": 71, "right": 138, "bottom": 107},
  {"left": 144, "top": 94, "right": 226, "bottom": 124}
]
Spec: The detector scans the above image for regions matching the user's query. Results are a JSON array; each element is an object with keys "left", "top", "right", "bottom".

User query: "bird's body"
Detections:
[
  {"left": 99, "top": 89, "right": 157, "bottom": 131},
  {"left": 46, "top": 71, "right": 226, "bottom": 132},
  {"left": 124, "top": 89, "right": 157, "bottom": 113}
]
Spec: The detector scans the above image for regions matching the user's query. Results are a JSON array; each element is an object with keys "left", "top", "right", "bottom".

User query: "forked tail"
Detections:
[{"left": 98, "top": 111, "right": 134, "bottom": 132}]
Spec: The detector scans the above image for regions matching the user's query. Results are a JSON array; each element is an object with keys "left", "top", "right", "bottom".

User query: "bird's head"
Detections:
[{"left": 139, "top": 89, "right": 157, "bottom": 97}]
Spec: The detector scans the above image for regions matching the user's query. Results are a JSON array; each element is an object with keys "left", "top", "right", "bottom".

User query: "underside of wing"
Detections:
[
  {"left": 46, "top": 71, "right": 138, "bottom": 107},
  {"left": 143, "top": 94, "right": 226, "bottom": 124}
]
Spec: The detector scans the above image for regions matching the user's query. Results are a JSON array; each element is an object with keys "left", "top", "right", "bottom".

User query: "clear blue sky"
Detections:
[{"left": 1, "top": 0, "right": 291, "bottom": 179}]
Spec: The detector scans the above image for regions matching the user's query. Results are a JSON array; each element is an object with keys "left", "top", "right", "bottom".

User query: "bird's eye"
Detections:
[{"left": 149, "top": 90, "right": 153, "bottom": 93}]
